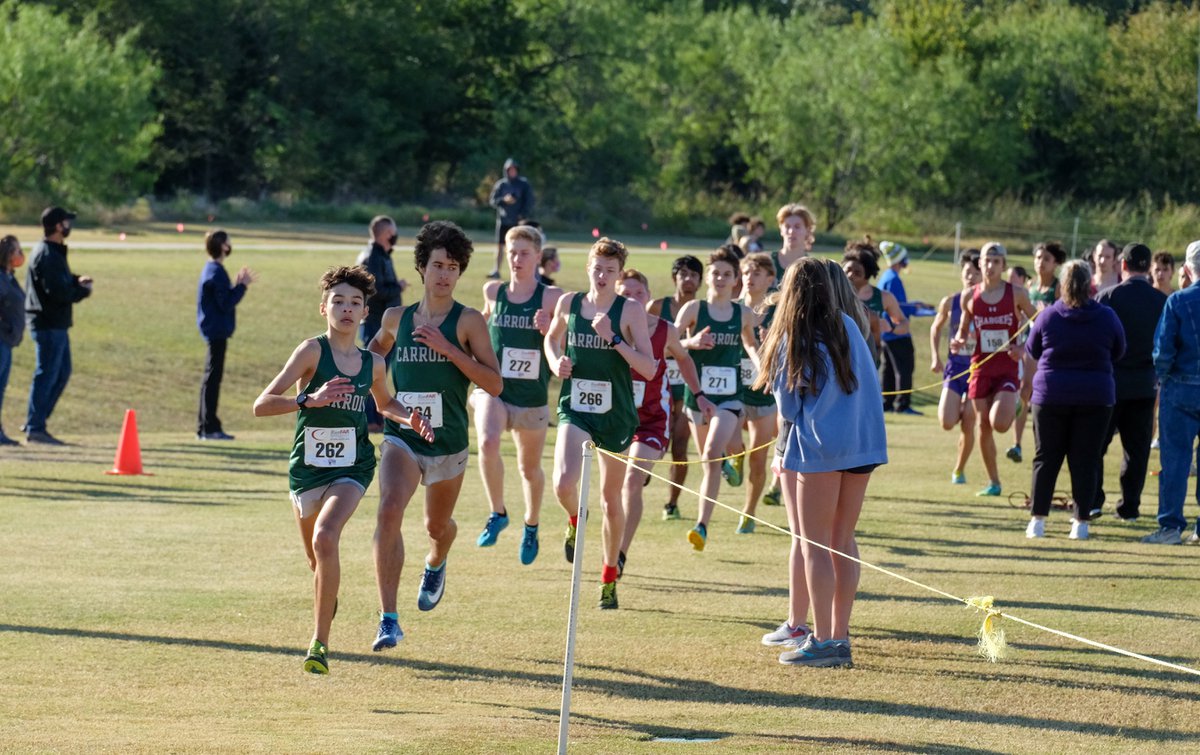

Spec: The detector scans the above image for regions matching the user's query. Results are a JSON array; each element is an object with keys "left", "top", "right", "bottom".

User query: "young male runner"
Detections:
[
  {"left": 253, "top": 266, "right": 433, "bottom": 675},
  {"left": 648, "top": 255, "right": 702, "bottom": 520},
  {"left": 951, "top": 242, "right": 1038, "bottom": 497},
  {"left": 736, "top": 253, "right": 779, "bottom": 533},
  {"left": 545, "top": 237, "right": 656, "bottom": 610},
  {"left": 472, "top": 225, "right": 562, "bottom": 563},
  {"left": 1151, "top": 251, "right": 1176, "bottom": 297},
  {"left": 615, "top": 270, "right": 713, "bottom": 580},
  {"left": 929, "top": 253, "right": 982, "bottom": 484},
  {"left": 675, "top": 246, "right": 761, "bottom": 551},
  {"left": 772, "top": 203, "right": 815, "bottom": 281},
  {"left": 370, "top": 221, "right": 503, "bottom": 651}
]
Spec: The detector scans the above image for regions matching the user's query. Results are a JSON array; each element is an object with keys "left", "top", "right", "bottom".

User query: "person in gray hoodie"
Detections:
[{"left": 487, "top": 158, "right": 535, "bottom": 279}]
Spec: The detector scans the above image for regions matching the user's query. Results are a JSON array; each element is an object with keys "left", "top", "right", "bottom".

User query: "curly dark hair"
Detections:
[
  {"left": 320, "top": 265, "right": 376, "bottom": 300},
  {"left": 414, "top": 220, "right": 473, "bottom": 280},
  {"left": 843, "top": 239, "right": 882, "bottom": 280},
  {"left": 1034, "top": 241, "right": 1067, "bottom": 265}
]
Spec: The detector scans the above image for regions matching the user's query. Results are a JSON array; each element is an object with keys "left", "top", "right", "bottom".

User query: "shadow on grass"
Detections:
[
  {"left": 857, "top": 590, "right": 1200, "bottom": 622},
  {"left": 1, "top": 622, "right": 1192, "bottom": 743},
  {"left": 151, "top": 444, "right": 290, "bottom": 464},
  {"left": 479, "top": 702, "right": 1006, "bottom": 754},
  {"left": 0, "top": 479, "right": 242, "bottom": 506}
]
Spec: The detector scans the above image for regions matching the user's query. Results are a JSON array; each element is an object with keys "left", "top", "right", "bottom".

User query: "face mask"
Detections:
[
  {"left": 388, "top": 234, "right": 398, "bottom": 247},
  {"left": 61, "top": 225, "right": 72, "bottom": 239}
]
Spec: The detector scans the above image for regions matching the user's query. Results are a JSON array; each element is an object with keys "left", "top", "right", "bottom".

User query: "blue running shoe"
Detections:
[
  {"left": 976, "top": 482, "right": 1002, "bottom": 497},
  {"left": 476, "top": 512, "right": 509, "bottom": 547},
  {"left": 519, "top": 523, "right": 539, "bottom": 565},
  {"left": 722, "top": 455, "right": 744, "bottom": 487},
  {"left": 779, "top": 636, "right": 851, "bottom": 667},
  {"left": 736, "top": 515, "right": 755, "bottom": 534},
  {"left": 417, "top": 560, "right": 446, "bottom": 611},
  {"left": 372, "top": 616, "right": 403, "bottom": 651},
  {"left": 951, "top": 470, "right": 966, "bottom": 485},
  {"left": 687, "top": 522, "right": 708, "bottom": 551}
]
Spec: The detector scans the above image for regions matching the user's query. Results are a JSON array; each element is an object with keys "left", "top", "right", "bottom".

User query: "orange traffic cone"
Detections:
[{"left": 106, "top": 409, "right": 149, "bottom": 475}]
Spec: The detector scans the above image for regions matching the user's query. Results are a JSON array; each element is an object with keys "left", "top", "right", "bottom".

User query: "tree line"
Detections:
[{"left": 2, "top": 0, "right": 1198, "bottom": 231}]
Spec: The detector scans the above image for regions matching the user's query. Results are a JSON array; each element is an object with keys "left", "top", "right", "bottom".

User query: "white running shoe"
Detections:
[
  {"left": 1025, "top": 518, "right": 1045, "bottom": 539},
  {"left": 761, "top": 621, "right": 811, "bottom": 647},
  {"left": 1069, "top": 519, "right": 1089, "bottom": 541}
]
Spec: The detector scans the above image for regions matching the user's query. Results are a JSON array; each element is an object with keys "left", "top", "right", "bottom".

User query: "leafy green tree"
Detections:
[{"left": 0, "top": 1, "right": 160, "bottom": 206}]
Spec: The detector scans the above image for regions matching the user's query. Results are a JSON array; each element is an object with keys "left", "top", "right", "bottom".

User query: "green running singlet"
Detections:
[
  {"left": 384, "top": 302, "right": 471, "bottom": 456},
  {"left": 556, "top": 293, "right": 637, "bottom": 452},
  {"left": 741, "top": 301, "right": 775, "bottom": 408},
  {"left": 659, "top": 296, "right": 684, "bottom": 401},
  {"left": 1029, "top": 280, "right": 1058, "bottom": 309},
  {"left": 289, "top": 335, "right": 376, "bottom": 495},
  {"left": 685, "top": 300, "right": 743, "bottom": 411},
  {"left": 489, "top": 282, "right": 550, "bottom": 407}
]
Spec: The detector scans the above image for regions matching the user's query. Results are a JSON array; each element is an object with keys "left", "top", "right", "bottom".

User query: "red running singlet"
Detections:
[{"left": 632, "top": 318, "right": 670, "bottom": 450}]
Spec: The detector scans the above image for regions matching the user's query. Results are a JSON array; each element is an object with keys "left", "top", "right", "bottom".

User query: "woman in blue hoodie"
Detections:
[
  {"left": 754, "top": 258, "right": 887, "bottom": 668},
  {"left": 1025, "top": 260, "right": 1125, "bottom": 541}
]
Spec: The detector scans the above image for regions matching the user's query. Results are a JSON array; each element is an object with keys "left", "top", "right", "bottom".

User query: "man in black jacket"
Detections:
[
  {"left": 24, "top": 207, "right": 92, "bottom": 444},
  {"left": 1093, "top": 243, "right": 1168, "bottom": 520},
  {"left": 355, "top": 215, "right": 406, "bottom": 431},
  {"left": 487, "top": 158, "right": 534, "bottom": 279}
]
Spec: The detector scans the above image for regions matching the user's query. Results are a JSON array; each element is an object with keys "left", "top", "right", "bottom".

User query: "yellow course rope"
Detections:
[{"left": 598, "top": 448, "right": 1200, "bottom": 677}]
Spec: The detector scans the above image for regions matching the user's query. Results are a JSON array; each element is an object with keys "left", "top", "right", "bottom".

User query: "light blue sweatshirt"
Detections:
[{"left": 774, "top": 313, "right": 889, "bottom": 473}]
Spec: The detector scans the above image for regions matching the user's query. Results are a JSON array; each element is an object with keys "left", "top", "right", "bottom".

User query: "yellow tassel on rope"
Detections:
[{"left": 966, "top": 596, "right": 1008, "bottom": 662}]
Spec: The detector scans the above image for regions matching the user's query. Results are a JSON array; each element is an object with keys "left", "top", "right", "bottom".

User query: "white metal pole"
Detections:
[
  {"left": 1071, "top": 216, "right": 1080, "bottom": 259},
  {"left": 954, "top": 221, "right": 962, "bottom": 264},
  {"left": 557, "top": 440, "right": 593, "bottom": 755}
]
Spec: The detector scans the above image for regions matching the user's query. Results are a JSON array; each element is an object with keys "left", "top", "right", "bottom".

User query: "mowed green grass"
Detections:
[{"left": 0, "top": 224, "right": 1196, "bottom": 753}]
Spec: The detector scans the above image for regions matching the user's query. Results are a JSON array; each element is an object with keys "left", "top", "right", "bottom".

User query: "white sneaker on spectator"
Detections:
[
  {"left": 1069, "top": 519, "right": 1089, "bottom": 541},
  {"left": 1025, "top": 518, "right": 1045, "bottom": 539}
]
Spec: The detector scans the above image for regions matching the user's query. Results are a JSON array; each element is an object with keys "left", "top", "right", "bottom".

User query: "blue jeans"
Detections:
[
  {"left": 1156, "top": 380, "right": 1200, "bottom": 533},
  {"left": 0, "top": 341, "right": 11, "bottom": 428},
  {"left": 25, "top": 328, "right": 71, "bottom": 433}
]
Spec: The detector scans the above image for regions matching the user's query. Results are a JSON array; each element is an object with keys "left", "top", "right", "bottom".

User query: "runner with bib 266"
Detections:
[{"left": 544, "top": 237, "right": 657, "bottom": 610}]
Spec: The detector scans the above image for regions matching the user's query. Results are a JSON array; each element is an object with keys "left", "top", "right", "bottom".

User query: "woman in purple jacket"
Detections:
[{"left": 1025, "top": 260, "right": 1125, "bottom": 540}]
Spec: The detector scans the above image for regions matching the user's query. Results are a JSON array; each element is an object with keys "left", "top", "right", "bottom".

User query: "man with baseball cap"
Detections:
[
  {"left": 24, "top": 206, "right": 92, "bottom": 444},
  {"left": 1144, "top": 240, "right": 1200, "bottom": 544},
  {"left": 1092, "top": 243, "right": 1167, "bottom": 521}
]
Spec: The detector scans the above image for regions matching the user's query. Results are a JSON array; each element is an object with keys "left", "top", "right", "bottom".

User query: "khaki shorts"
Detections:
[
  {"left": 289, "top": 478, "right": 366, "bottom": 519},
  {"left": 470, "top": 388, "right": 549, "bottom": 431},
  {"left": 743, "top": 403, "right": 778, "bottom": 422},
  {"left": 383, "top": 435, "right": 469, "bottom": 486}
]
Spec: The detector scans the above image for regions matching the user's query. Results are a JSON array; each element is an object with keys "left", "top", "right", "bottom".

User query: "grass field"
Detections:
[{"left": 0, "top": 224, "right": 1196, "bottom": 753}]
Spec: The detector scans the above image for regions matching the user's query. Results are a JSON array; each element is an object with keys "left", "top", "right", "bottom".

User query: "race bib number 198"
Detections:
[{"left": 304, "top": 426, "right": 354, "bottom": 468}]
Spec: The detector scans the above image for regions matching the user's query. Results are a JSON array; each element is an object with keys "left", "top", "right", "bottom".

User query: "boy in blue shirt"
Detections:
[{"left": 197, "top": 230, "right": 256, "bottom": 440}]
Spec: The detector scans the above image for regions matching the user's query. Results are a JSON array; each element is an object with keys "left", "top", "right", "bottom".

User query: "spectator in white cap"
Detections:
[
  {"left": 1144, "top": 240, "right": 1200, "bottom": 545},
  {"left": 878, "top": 241, "right": 920, "bottom": 414}
]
